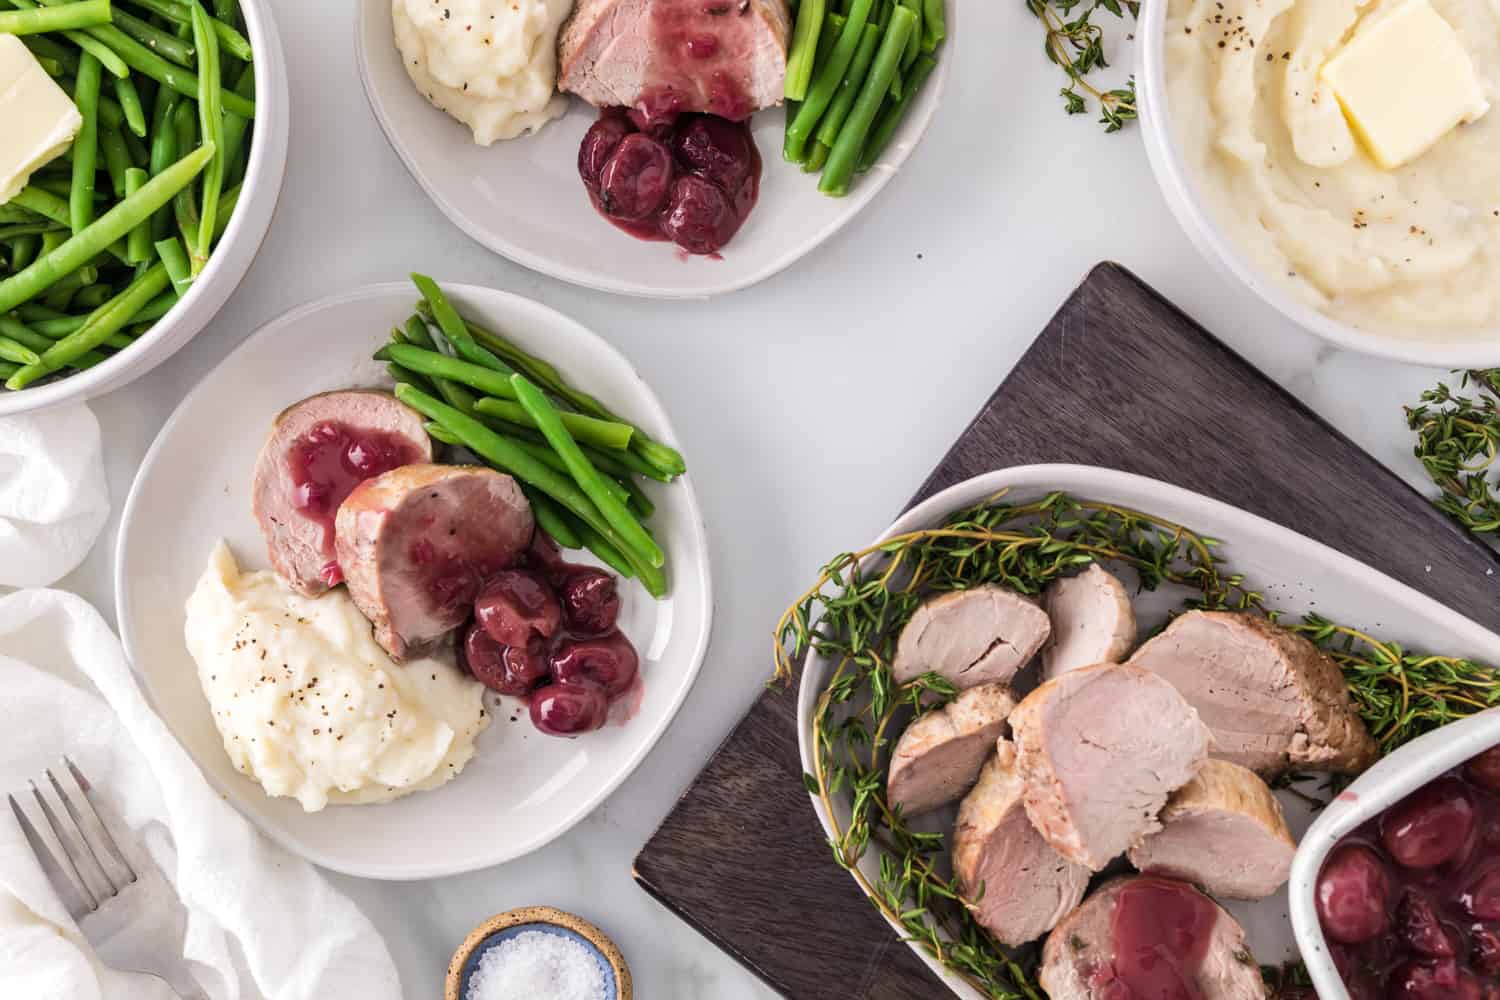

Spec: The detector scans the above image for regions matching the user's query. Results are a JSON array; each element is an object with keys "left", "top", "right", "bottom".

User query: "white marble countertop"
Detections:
[{"left": 52, "top": 1, "right": 1456, "bottom": 997}]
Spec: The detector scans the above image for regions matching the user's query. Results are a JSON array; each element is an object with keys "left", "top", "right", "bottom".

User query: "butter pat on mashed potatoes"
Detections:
[
  {"left": 393, "top": 0, "right": 570, "bottom": 144},
  {"left": 185, "top": 542, "right": 488, "bottom": 812}
]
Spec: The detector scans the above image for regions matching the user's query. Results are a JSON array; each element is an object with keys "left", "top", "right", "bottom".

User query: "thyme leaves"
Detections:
[{"left": 1026, "top": 0, "right": 1139, "bottom": 132}]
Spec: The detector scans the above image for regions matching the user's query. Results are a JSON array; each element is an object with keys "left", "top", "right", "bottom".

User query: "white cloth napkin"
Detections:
[
  {"left": 0, "top": 588, "right": 403, "bottom": 1000},
  {"left": 0, "top": 406, "right": 111, "bottom": 588}
]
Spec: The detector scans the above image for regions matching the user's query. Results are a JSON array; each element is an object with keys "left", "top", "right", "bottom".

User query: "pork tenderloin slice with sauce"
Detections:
[
  {"left": 952, "top": 740, "right": 1090, "bottom": 947},
  {"left": 251, "top": 391, "right": 432, "bottom": 597},
  {"left": 892, "top": 586, "right": 1052, "bottom": 691},
  {"left": 1039, "top": 876, "right": 1264, "bottom": 1000},
  {"left": 558, "top": 0, "right": 790, "bottom": 121},
  {"left": 1041, "top": 564, "right": 1136, "bottom": 681},
  {"left": 1010, "top": 664, "right": 1211, "bottom": 871},
  {"left": 1126, "top": 759, "right": 1296, "bottom": 900},
  {"left": 887, "top": 683, "right": 1017, "bottom": 818},
  {"left": 1127, "top": 610, "right": 1378, "bottom": 778},
  {"left": 335, "top": 464, "right": 534, "bottom": 660}
]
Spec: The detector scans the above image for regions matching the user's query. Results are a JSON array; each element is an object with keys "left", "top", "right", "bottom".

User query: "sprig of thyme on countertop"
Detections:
[
  {"left": 776, "top": 491, "right": 1500, "bottom": 998},
  {"left": 1026, "top": 0, "right": 1139, "bottom": 132},
  {"left": 1406, "top": 369, "right": 1500, "bottom": 535}
]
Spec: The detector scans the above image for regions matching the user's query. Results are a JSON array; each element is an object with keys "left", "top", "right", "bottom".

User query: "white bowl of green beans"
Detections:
[{"left": 0, "top": 0, "right": 288, "bottom": 415}]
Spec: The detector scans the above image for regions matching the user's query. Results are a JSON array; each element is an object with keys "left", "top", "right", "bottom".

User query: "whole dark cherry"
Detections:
[
  {"left": 673, "top": 114, "right": 753, "bottom": 194},
  {"left": 1467, "top": 745, "right": 1500, "bottom": 792},
  {"left": 1464, "top": 865, "right": 1500, "bottom": 920},
  {"left": 1396, "top": 891, "right": 1456, "bottom": 958},
  {"left": 460, "top": 624, "right": 547, "bottom": 697},
  {"left": 578, "top": 112, "right": 633, "bottom": 189},
  {"left": 558, "top": 568, "right": 621, "bottom": 635},
  {"left": 662, "top": 174, "right": 736, "bottom": 255},
  {"left": 530, "top": 683, "right": 609, "bottom": 736},
  {"left": 1387, "top": 960, "right": 1481, "bottom": 1000},
  {"left": 474, "top": 569, "right": 561, "bottom": 648},
  {"left": 1317, "top": 844, "right": 1392, "bottom": 944},
  {"left": 598, "top": 134, "right": 674, "bottom": 220},
  {"left": 1381, "top": 777, "right": 1476, "bottom": 870},
  {"left": 551, "top": 631, "right": 639, "bottom": 697}
]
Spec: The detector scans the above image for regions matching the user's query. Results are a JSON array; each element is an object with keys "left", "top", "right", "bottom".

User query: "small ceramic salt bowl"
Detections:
[
  {"left": 446, "top": 906, "right": 632, "bottom": 1000},
  {"left": 1289, "top": 707, "right": 1500, "bottom": 999}
]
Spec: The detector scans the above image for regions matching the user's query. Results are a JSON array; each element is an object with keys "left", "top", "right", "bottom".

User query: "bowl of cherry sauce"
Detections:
[
  {"left": 1290, "top": 708, "right": 1500, "bottom": 999},
  {"left": 458, "top": 533, "right": 641, "bottom": 738}
]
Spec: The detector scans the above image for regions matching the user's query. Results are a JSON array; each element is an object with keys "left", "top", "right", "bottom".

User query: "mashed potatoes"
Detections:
[
  {"left": 1166, "top": 0, "right": 1500, "bottom": 333},
  {"left": 185, "top": 542, "right": 488, "bottom": 812},
  {"left": 393, "top": 0, "right": 570, "bottom": 144}
]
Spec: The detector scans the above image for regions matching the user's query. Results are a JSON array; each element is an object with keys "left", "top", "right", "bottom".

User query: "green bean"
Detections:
[
  {"left": 122, "top": 0, "right": 253, "bottom": 60},
  {"left": 72, "top": 283, "right": 112, "bottom": 309},
  {"left": 494, "top": 432, "right": 632, "bottom": 506},
  {"left": 394, "top": 384, "right": 667, "bottom": 596},
  {"left": 21, "top": 33, "right": 78, "bottom": 74},
  {"left": 623, "top": 476, "right": 655, "bottom": 519},
  {"left": 784, "top": 0, "right": 825, "bottom": 101},
  {"left": 147, "top": 87, "right": 179, "bottom": 240},
  {"left": 465, "top": 395, "right": 630, "bottom": 452},
  {"left": 803, "top": 142, "right": 831, "bottom": 172},
  {"left": 7, "top": 261, "right": 167, "bottom": 387},
  {"left": 474, "top": 415, "right": 651, "bottom": 483},
  {"left": 0, "top": 223, "right": 64, "bottom": 240},
  {"left": 51, "top": 75, "right": 130, "bottom": 131},
  {"left": 44, "top": 264, "right": 98, "bottom": 297},
  {"left": 816, "top": 23, "right": 880, "bottom": 148},
  {"left": 112, "top": 6, "right": 196, "bottom": 66},
  {"left": 0, "top": 335, "right": 42, "bottom": 365},
  {"left": 784, "top": 0, "right": 873, "bottom": 162},
  {"left": 100, "top": 125, "right": 131, "bottom": 197},
  {"left": 402, "top": 314, "right": 435, "bottom": 349},
  {"left": 211, "top": 0, "right": 233, "bottom": 23},
  {"left": 524, "top": 488, "right": 584, "bottom": 550},
  {"left": 123, "top": 167, "right": 151, "bottom": 263},
  {"left": 0, "top": 144, "right": 212, "bottom": 317},
  {"left": 26, "top": 289, "right": 167, "bottom": 336},
  {"left": 0, "top": 0, "right": 130, "bottom": 77},
  {"left": 920, "top": 0, "right": 943, "bottom": 51},
  {"left": 31, "top": 0, "right": 255, "bottom": 117},
  {"left": 426, "top": 305, "right": 688, "bottom": 478},
  {"left": 154, "top": 236, "right": 191, "bottom": 294},
  {"left": 221, "top": 63, "right": 253, "bottom": 187},
  {"left": 410, "top": 272, "right": 515, "bottom": 375},
  {"left": 190, "top": 0, "right": 221, "bottom": 274},
  {"left": 899, "top": 0, "right": 921, "bottom": 71},
  {"left": 10, "top": 235, "right": 40, "bottom": 271},
  {"left": 395, "top": 315, "right": 477, "bottom": 414},
  {"left": 16, "top": 303, "right": 66, "bottom": 321},
  {"left": 385, "top": 362, "right": 436, "bottom": 395},
  {"left": 113, "top": 75, "right": 148, "bottom": 137},
  {"left": 510, "top": 374, "right": 663, "bottom": 569},
  {"left": 170, "top": 100, "right": 199, "bottom": 250},
  {"left": 11, "top": 187, "right": 132, "bottom": 263},
  {"left": 0, "top": 206, "right": 40, "bottom": 225},
  {"left": 0, "top": 314, "right": 110, "bottom": 365},
  {"left": 31, "top": 53, "right": 65, "bottom": 75},
  {"left": 857, "top": 53, "right": 935, "bottom": 172},
  {"left": 0, "top": 361, "right": 18, "bottom": 382},
  {"left": 70, "top": 52, "right": 102, "bottom": 234},
  {"left": 820, "top": 5, "right": 914, "bottom": 196},
  {"left": 571, "top": 516, "right": 636, "bottom": 579},
  {"left": 0, "top": 0, "right": 111, "bottom": 35}
]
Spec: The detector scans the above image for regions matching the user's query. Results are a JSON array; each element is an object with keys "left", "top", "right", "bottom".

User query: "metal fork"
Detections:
[{"left": 8, "top": 759, "right": 209, "bottom": 1000}]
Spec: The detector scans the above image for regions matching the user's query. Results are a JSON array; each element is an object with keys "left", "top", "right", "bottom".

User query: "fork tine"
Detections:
[
  {"left": 8, "top": 791, "right": 98, "bottom": 914},
  {"left": 55, "top": 759, "right": 136, "bottom": 886},
  {"left": 30, "top": 778, "right": 117, "bottom": 905}
]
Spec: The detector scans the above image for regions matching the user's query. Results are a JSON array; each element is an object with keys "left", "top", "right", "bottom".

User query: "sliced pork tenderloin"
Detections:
[
  {"left": 951, "top": 740, "right": 1090, "bottom": 947},
  {"left": 335, "top": 464, "right": 534, "bottom": 660},
  {"left": 1127, "top": 610, "right": 1377, "bottom": 777},
  {"left": 1009, "top": 664, "right": 1211, "bottom": 871},
  {"left": 1126, "top": 759, "right": 1296, "bottom": 900},
  {"left": 886, "top": 683, "right": 1017, "bottom": 818},
  {"left": 1039, "top": 876, "right": 1265, "bottom": 1000},
  {"left": 892, "top": 586, "right": 1051, "bottom": 690},
  {"left": 1040, "top": 564, "right": 1136, "bottom": 681},
  {"left": 251, "top": 391, "right": 432, "bottom": 596},
  {"left": 558, "top": 0, "right": 790, "bottom": 122}
]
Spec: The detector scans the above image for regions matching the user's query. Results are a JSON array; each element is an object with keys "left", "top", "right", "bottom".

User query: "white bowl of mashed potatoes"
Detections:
[{"left": 1140, "top": 0, "right": 1500, "bottom": 365}]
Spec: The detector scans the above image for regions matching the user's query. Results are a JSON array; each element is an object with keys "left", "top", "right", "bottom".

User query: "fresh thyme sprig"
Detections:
[
  {"left": 775, "top": 491, "right": 1500, "bottom": 998},
  {"left": 1025, "top": 0, "right": 1139, "bottom": 132},
  {"left": 1406, "top": 370, "right": 1500, "bottom": 535}
]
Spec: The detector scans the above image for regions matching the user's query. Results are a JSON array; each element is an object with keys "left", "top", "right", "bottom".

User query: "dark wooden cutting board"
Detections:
[{"left": 632, "top": 262, "right": 1500, "bottom": 998}]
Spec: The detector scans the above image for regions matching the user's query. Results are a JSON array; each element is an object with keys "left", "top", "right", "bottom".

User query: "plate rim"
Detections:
[
  {"left": 353, "top": 0, "right": 953, "bottom": 301},
  {"left": 114, "top": 281, "right": 716, "bottom": 880},
  {"left": 793, "top": 462, "right": 1500, "bottom": 998}
]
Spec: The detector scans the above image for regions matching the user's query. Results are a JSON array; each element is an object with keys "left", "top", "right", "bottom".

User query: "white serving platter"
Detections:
[
  {"left": 796, "top": 463, "right": 1500, "bottom": 998},
  {"left": 116, "top": 283, "right": 713, "bottom": 880},
  {"left": 354, "top": 0, "right": 951, "bottom": 299}
]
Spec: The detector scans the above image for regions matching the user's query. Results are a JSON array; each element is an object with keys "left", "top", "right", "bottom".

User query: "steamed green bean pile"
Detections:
[
  {"left": 782, "top": 0, "right": 943, "bottom": 195},
  {"left": 0, "top": 0, "right": 255, "bottom": 391},
  {"left": 377, "top": 275, "right": 687, "bottom": 597}
]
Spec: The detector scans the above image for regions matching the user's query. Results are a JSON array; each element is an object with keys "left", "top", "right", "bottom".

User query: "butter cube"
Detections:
[
  {"left": 0, "top": 34, "right": 82, "bottom": 205},
  {"left": 1320, "top": 0, "right": 1489, "bottom": 170}
]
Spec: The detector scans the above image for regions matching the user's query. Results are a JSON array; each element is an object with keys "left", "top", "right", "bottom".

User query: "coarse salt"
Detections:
[{"left": 466, "top": 929, "right": 609, "bottom": 1000}]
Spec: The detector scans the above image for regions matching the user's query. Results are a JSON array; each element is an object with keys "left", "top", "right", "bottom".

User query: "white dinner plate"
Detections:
[
  {"left": 116, "top": 283, "right": 713, "bottom": 880},
  {"left": 354, "top": 0, "right": 951, "bottom": 299},
  {"left": 796, "top": 464, "right": 1500, "bottom": 998}
]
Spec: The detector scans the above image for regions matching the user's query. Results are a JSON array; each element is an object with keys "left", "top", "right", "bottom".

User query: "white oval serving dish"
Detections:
[
  {"left": 0, "top": 0, "right": 291, "bottom": 417},
  {"left": 115, "top": 282, "right": 713, "bottom": 879},
  {"left": 796, "top": 463, "right": 1500, "bottom": 998},
  {"left": 353, "top": 0, "right": 951, "bottom": 299}
]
